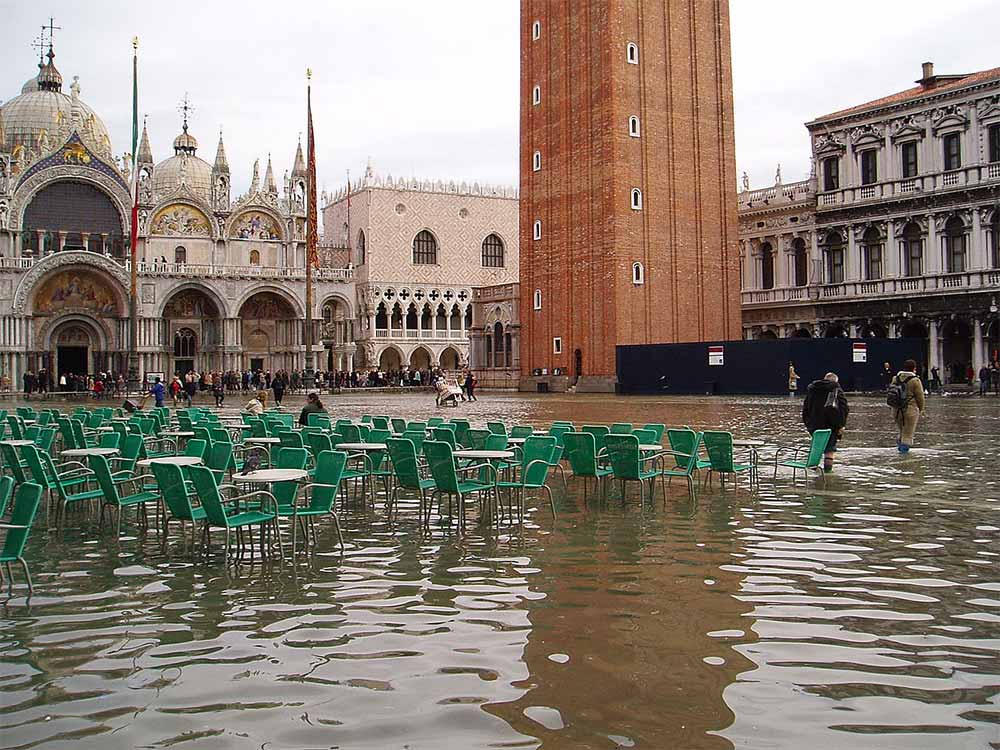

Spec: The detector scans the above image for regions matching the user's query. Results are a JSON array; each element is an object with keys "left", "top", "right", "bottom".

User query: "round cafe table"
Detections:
[
  {"left": 336, "top": 442, "right": 388, "bottom": 452},
  {"left": 452, "top": 450, "right": 514, "bottom": 461},
  {"left": 136, "top": 456, "right": 203, "bottom": 468},
  {"left": 232, "top": 468, "right": 308, "bottom": 484},
  {"left": 161, "top": 430, "right": 194, "bottom": 439},
  {"left": 244, "top": 437, "right": 280, "bottom": 445},
  {"left": 61, "top": 447, "right": 119, "bottom": 458},
  {"left": 1, "top": 439, "right": 34, "bottom": 447}
]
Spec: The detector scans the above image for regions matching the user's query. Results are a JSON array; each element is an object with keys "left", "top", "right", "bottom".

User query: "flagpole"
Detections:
[
  {"left": 128, "top": 36, "right": 140, "bottom": 395},
  {"left": 302, "top": 68, "right": 317, "bottom": 390}
]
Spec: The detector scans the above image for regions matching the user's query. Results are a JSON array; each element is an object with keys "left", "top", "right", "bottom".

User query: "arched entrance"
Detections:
[
  {"left": 48, "top": 317, "right": 105, "bottom": 379},
  {"left": 409, "top": 346, "right": 431, "bottom": 371},
  {"left": 23, "top": 180, "right": 126, "bottom": 257},
  {"left": 759, "top": 330, "right": 778, "bottom": 340},
  {"left": 440, "top": 346, "right": 460, "bottom": 371},
  {"left": 941, "top": 318, "right": 972, "bottom": 383},
  {"left": 792, "top": 328, "right": 812, "bottom": 338},
  {"left": 239, "top": 292, "right": 299, "bottom": 372},
  {"left": 162, "top": 287, "right": 221, "bottom": 374},
  {"left": 379, "top": 347, "right": 402, "bottom": 372}
]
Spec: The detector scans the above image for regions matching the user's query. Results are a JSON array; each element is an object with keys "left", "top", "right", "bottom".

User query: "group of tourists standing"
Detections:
[{"left": 795, "top": 358, "right": 928, "bottom": 473}]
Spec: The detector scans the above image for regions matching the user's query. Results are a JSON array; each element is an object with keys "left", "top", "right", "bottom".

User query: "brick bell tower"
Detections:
[{"left": 518, "top": 0, "right": 743, "bottom": 393}]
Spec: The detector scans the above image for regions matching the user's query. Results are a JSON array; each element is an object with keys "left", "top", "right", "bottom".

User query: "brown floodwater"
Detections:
[{"left": 0, "top": 392, "right": 997, "bottom": 749}]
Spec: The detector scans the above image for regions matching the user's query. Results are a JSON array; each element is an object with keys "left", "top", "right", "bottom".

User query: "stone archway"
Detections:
[
  {"left": 239, "top": 291, "right": 299, "bottom": 372},
  {"left": 48, "top": 316, "right": 106, "bottom": 381},
  {"left": 440, "top": 346, "right": 460, "bottom": 371},
  {"left": 941, "top": 318, "right": 973, "bottom": 383},
  {"left": 409, "top": 346, "right": 432, "bottom": 371},
  {"left": 162, "top": 286, "right": 222, "bottom": 374},
  {"left": 378, "top": 346, "right": 403, "bottom": 372}
]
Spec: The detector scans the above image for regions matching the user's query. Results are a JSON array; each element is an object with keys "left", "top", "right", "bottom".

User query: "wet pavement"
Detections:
[{"left": 0, "top": 392, "right": 997, "bottom": 749}]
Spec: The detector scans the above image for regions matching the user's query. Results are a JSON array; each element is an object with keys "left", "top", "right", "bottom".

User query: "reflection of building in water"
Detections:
[
  {"left": 739, "top": 62, "right": 1000, "bottom": 385},
  {"left": 0, "top": 30, "right": 353, "bottom": 381},
  {"left": 485, "top": 507, "right": 753, "bottom": 748}
]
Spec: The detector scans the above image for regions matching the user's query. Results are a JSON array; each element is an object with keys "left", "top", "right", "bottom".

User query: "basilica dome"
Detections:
[
  {"left": 152, "top": 125, "right": 213, "bottom": 202},
  {"left": 1, "top": 51, "right": 112, "bottom": 156}
]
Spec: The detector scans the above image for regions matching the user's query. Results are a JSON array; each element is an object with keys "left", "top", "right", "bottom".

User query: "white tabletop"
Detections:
[
  {"left": 232, "top": 468, "right": 308, "bottom": 483},
  {"left": 244, "top": 437, "right": 281, "bottom": 444},
  {"left": 337, "top": 442, "right": 387, "bottom": 451},
  {"left": 453, "top": 450, "right": 514, "bottom": 460},
  {"left": 96, "top": 426, "right": 115, "bottom": 432},
  {"left": 137, "top": 456, "right": 203, "bottom": 468},
  {"left": 507, "top": 437, "right": 527, "bottom": 445},
  {"left": 62, "top": 447, "right": 119, "bottom": 457},
  {"left": 161, "top": 430, "right": 194, "bottom": 437},
  {"left": 734, "top": 439, "right": 765, "bottom": 447},
  {"left": 1, "top": 439, "right": 34, "bottom": 446},
  {"left": 639, "top": 444, "right": 664, "bottom": 452}
]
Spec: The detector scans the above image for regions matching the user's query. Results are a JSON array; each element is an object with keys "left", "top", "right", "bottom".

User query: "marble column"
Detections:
[
  {"left": 35, "top": 230, "right": 46, "bottom": 255},
  {"left": 972, "top": 317, "right": 985, "bottom": 374},
  {"left": 928, "top": 319, "right": 941, "bottom": 373},
  {"left": 346, "top": 353, "right": 354, "bottom": 372}
]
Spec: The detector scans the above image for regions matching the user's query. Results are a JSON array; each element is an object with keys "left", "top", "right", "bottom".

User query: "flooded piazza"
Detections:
[{"left": 0, "top": 392, "right": 998, "bottom": 749}]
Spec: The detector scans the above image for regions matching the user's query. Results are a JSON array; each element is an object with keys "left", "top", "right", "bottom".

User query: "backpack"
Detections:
[
  {"left": 823, "top": 388, "right": 843, "bottom": 427},
  {"left": 886, "top": 375, "right": 913, "bottom": 409}
]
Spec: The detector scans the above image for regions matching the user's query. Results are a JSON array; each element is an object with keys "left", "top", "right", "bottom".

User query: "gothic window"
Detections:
[
  {"left": 493, "top": 322, "right": 504, "bottom": 368},
  {"left": 533, "top": 220, "right": 542, "bottom": 240},
  {"left": 862, "top": 227, "right": 883, "bottom": 280},
  {"left": 792, "top": 238, "right": 808, "bottom": 287},
  {"left": 249, "top": 249, "right": 260, "bottom": 266},
  {"left": 532, "top": 85, "right": 541, "bottom": 105},
  {"left": 412, "top": 230, "right": 438, "bottom": 265},
  {"left": 626, "top": 42, "right": 639, "bottom": 64},
  {"left": 901, "top": 141, "right": 918, "bottom": 178},
  {"left": 174, "top": 246, "right": 186, "bottom": 265},
  {"left": 173, "top": 328, "right": 196, "bottom": 358},
  {"left": 533, "top": 150, "right": 541, "bottom": 171},
  {"left": 824, "top": 232, "right": 844, "bottom": 284},
  {"left": 990, "top": 124, "right": 1000, "bottom": 163},
  {"left": 822, "top": 157, "right": 839, "bottom": 191},
  {"left": 632, "top": 262, "right": 644, "bottom": 285},
  {"left": 860, "top": 150, "right": 878, "bottom": 185},
  {"left": 629, "top": 116, "right": 640, "bottom": 138},
  {"left": 903, "top": 222, "right": 923, "bottom": 277},
  {"left": 945, "top": 216, "right": 967, "bottom": 273},
  {"left": 482, "top": 234, "right": 505, "bottom": 267},
  {"left": 943, "top": 133, "right": 962, "bottom": 171},
  {"left": 357, "top": 229, "right": 366, "bottom": 265},
  {"left": 760, "top": 242, "right": 774, "bottom": 290},
  {"left": 630, "top": 188, "right": 643, "bottom": 210}
]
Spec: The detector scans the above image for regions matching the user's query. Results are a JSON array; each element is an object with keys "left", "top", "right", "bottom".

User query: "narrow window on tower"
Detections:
[
  {"left": 629, "top": 115, "right": 640, "bottom": 138},
  {"left": 553, "top": 337, "right": 563, "bottom": 355},
  {"left": 626, "top": 42, "right": 639, "bottom": 65},
  {"left": 630, "top": 188, "right": 643, "bottom": 210},
  {"left": 532, "top": 20, "right": 540, "bottom": 40},
  {"left": 533, "top": 150, "right": 541, "bottom": 172},
  {"left": 532, "top": 85, "right": 541, "bottom": 106},
  {"left": 632, "top": 262, "right": 644, "bottom": 285},
  {"left": 533, "top": 289, "right": 542, "bottom": 310},
  {"left": 533, "top": 220, "right": 542, "bottom": 240}
]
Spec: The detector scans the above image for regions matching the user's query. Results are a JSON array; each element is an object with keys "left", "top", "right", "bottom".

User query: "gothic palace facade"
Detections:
[{"left": 740, "top": 62, "right": 1000, "bottom": 382}]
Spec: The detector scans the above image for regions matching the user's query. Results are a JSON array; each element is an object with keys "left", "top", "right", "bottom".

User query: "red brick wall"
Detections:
[{"left": 520, "top": 0, "right": 742, "bottom": 380}]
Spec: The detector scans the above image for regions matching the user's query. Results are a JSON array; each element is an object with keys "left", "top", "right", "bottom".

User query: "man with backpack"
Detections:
[
  {"left": 888, "top": 359, "right": 925, "bottom": 453},
  {"left": 802, "top": 372, "right": 849, "bottom": 473}
]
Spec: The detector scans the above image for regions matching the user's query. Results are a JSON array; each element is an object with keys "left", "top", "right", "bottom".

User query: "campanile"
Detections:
[{"left": 519, "top": 0, "right": 742, "bottom": 392}]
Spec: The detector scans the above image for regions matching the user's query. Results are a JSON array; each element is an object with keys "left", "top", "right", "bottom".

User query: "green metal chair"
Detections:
[
  {"left": 450, "top": 419, "right": 471, "bottom": 448},
  {"left": 150, "top": 461, "right": 206, "bottom": 546},
  {"left": 603, "top": 434, "right": 661, "bottom": 501},
  {"left": 36, "top": 449, "right": 104, "bottom": 527},
  {"left": 563, "top": 431, "right": 613, "bottom": 496},
  {"left": 0, "top": 475, "right": 14, "bottom": 518},
  {"left": 386, "top": 437, "right": 436, "bottom": 522},
  {"left": 658, "top": 431, "right": 702, "bottom": 498},
  {"left": 510, "top": 425, "right": 534, "bottom": 439},
  {"left": 486, "top": 421, "right": 507, "bottom": 437},
  {"left": 89, "top": 455, "right": 158, "bottom": 536},
  {"left": 465, "top": 429, "right": 491, "bottom": 450},
  {"left": 610, "top": 422, "right": 633, "bottom": 435},
  {"left": 641, "top": 424, "right": 666, "bottom": 443},
  {"left": 297, "top": 450, "right": 347, "bottom": 553},
  {"left": 423, "top": 440, "right": 496, "bottom": 529},
  {"left": 390, "top": 418, "right": 407, "bottom": 435},
  {"left": 1, "top": 443, "right": 28, "bottom": 484},
  {"left": 495, "top": 436, "right": 556, "bottom": 523},
  {"left": 207, "top": 442, "right": 234, "bottom": 483},
  {"left": 773, "top": 429, "right": 831, "bottom": 485},
  {"left": 667, "top": 429, "right": 709, "bottom": 473},
  {"left": 0, "top": 482, "right": 43, "bottom": 594},
  {"left": 702, "top": 431, "right": 754, "bottom": 490},
  {"left": 188, "top": 465, "right": 282, "bottom": 565}
]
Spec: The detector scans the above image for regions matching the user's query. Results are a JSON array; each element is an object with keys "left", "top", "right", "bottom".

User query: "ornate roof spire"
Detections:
[
  {"left": 292, "top": 135, "right": 306, "bottom": 177},
  {"left": 250, "top": 158, "right": 260, "bottom": 193},
  {"left": 137, "top": 116, "right": 154, "bottom": 165},
  {"left": 172, "top": 94, "right": 198, "bottom": 155},
  {"left": 264, "top": 153, "right": 277, "bottom": 194},
  {"left": 213, "top": 129, "right": 229, "bottom": 174},
  {"left": 37, "top": 18, "right": 63, "bottom": 92}
]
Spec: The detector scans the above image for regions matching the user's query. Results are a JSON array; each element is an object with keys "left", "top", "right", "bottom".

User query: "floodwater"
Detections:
[{"left": 0, "top": 392, "right": 997, "bottom": 749}]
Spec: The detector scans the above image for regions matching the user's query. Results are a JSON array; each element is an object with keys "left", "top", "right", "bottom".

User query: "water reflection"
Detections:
[{"left": 0, "top": 394, "right": 996, "bottom": 749}]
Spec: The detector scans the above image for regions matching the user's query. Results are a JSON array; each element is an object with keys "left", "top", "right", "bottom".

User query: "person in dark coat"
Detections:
[
  {"left": 272, "top": 373, "right": 285, "bottom": 407},
  {"left": 802, "top": 371, "right": 849, "bottom": 473}
]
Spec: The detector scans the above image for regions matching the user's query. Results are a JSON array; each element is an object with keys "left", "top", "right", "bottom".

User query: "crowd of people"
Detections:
[{"left": 22, "top": 369, "right": 128, "bottom": 399}]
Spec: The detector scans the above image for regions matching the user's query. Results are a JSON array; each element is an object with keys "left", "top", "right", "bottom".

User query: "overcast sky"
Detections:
[{"left": 2, "top": 0, "right": 998, "bottom": 200}]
